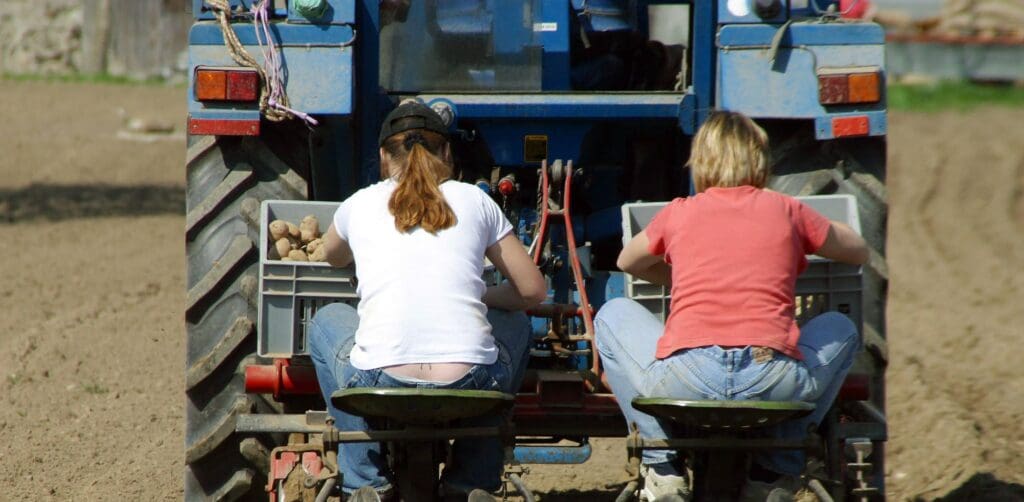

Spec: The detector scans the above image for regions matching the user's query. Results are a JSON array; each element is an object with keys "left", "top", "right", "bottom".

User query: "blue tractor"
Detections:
[{"left": 185, "top": 0, "right": 888, "bottom": 500}]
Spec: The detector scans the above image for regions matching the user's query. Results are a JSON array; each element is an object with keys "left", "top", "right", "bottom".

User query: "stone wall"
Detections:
[
  {"left": 0, "top": 0, "right": 83, "bottom": 75},
  {"left": 0, "top": 0, "right": 189, "bottom": 79}
]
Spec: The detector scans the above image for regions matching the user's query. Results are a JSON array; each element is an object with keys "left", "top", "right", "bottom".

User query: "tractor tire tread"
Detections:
[{"left": 185, "top": 132, "right": 308, "bottom": 501}]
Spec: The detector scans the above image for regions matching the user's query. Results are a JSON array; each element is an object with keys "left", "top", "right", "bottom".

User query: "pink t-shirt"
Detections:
[{"left": 644, "top": 186, "right": 831, "bottom": 360}]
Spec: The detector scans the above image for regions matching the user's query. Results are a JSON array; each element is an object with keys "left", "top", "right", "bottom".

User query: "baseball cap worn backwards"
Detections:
[{"left": 378, "top": 101, "right": 449, "bottom": 147}]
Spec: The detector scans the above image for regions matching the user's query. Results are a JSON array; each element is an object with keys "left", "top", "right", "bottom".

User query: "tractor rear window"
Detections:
[{"left": 379, "top": 1, "right": 543, "bottom": 92}]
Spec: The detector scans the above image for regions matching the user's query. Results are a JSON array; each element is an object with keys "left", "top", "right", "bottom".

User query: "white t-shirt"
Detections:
[{"left": 333, "top": 179, "right": 514, "bottom": 370}]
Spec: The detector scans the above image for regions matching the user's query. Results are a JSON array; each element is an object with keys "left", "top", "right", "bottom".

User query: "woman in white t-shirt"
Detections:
[{"left": 308, "top": 101, "right": 546, "bottom": 501}]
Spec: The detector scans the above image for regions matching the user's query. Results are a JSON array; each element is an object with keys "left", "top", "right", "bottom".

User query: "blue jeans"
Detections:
[
  {"left": 308, "top": 303, "right": 531, "bottom": 494},
  {"left": 594, "top": 298, "right": 861, "bottom": 475}
]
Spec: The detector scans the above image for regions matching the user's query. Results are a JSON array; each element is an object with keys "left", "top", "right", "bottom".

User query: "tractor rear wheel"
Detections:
[
  {"left": 185, "top": 126, "right": 310, "bottom": 500},
  {"left": 768, "top": 132, "right": 889, "bottom": 498}
]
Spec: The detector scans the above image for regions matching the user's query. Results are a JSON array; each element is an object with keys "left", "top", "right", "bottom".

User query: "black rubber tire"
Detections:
[
  {"left": 768, "top": 132, "right": 889, "bottom": 498},
  {"left": 184, "top": 129, "right": 310, "bottom": 501}
]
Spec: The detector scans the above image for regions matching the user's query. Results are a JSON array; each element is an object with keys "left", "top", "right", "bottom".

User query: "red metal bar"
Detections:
[
  {"left": 188, "top": 117, "right": 260, "bottom": 136},
  {"left": 559, "top": 162, "right": 600, "bottom": 387},
  {"left": 267, "top": 450, "right": 300, "bottom": 500},
  {"left": 513, "top": 392, "right": 621, "bottom": 418},
  {"left": 528, "top": 160, "right": 602, "bottom": 391},
  {"left": 245, "top": 359, "right": 320, "bottom": 398}
]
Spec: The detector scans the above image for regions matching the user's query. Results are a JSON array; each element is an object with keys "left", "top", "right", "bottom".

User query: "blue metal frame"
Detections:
[
  {"left": 356, "top": 0, "right": 383, "bottom": 188},
  {"left": 419, "top": 93, "right": 686, "bottom": 120},
  {"left": 186, "top": 0, "right": 891, "bottom": 315},
  {"left": 717, "top": 22, "right": 885, "bottom": 47},
  {"left": 189, "top": 21, "right": 355, "bottom": 46},
  {"left": 513, "top": 443, "right": 593, "bottom": 464},
  {"left": 187, "top": 39, "right": 354, "bottom": 116},
  {"left": 715, "top": 22, "right": 886, "bottom": 138},
  {"left": 539, "top": 0, "right": 571, "bottom": 90},
  {"left": 692, "top": 0, "right": 717, "bottom": 128}
]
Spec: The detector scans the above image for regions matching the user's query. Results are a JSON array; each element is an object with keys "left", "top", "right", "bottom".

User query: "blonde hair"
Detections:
[
  {"left": 381, "top": 127, "right": 457, "bottom": 234},
  {"left": 687, "top": 111, "right": 770, "bottom": 193}
]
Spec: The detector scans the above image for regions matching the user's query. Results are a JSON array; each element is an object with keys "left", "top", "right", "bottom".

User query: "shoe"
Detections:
[
  {"left": 467, "top": 488, "right": 499, "bottom": 502},
  {"left": 345, "top": 486, "right": 396, "bottom": 502},
  {"left": 440, "top": 483, "right": 500, "bottom": 502},
  {"left": 348, "top": 486, "right": 381, "bottom": 502},
  {"left": 739, "top": 475, "right": 802, "bottom": 502},
  {"left": 640, "top": 463, "right": 692, "bottom": 502}
]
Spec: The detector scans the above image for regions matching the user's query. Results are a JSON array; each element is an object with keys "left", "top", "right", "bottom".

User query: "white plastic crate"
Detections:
[
  {"left": 620, "top": 194, "right": 863, "bottom": 328},
  {"left": 258, "top": 200, "right": 358, "bottom": 357}
]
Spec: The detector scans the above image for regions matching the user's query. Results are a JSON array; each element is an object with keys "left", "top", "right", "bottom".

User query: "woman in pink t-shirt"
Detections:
[{"left": 595, "top": 111, "right": 869, "bottom": 501}]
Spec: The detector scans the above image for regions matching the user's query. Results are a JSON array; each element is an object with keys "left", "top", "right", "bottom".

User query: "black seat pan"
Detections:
[
  {"left": 632, "top": 398, "right": 814, "bottom": 430},
  {"left": 331, "top": 388, "right": 514, "bottom": 424}
]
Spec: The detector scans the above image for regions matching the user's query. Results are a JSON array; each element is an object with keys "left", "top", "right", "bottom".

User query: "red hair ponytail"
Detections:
[{"left": 382, "top": 130, "right": 457, "bottom": 234}]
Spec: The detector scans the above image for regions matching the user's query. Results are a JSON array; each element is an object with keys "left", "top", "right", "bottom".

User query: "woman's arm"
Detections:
[
  {"left": 483, "top": 234, "right": 547, "bottom": 311},
  {"left": 321, "top": 223, "right": 355, "bottom": 268},
  {"left": 816, "top": 221, "right": 869, "bottom": 265},
  {"left": 616, "top": 230, "right": 671, "bottom": 287}
]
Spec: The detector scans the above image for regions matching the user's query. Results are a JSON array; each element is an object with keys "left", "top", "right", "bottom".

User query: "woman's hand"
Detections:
[
  {"left": 483, "top": 234, "right": 546, "bottom": 311},
  {"left": 321, "top": 223, "right": 354, "bottom": 268}
]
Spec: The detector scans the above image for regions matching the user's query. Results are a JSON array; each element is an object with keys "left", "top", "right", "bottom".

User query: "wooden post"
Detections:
[
  {"left": 82, "top": 0, "right": 190, "bottom": 79},
  {"left": 81, "top": 0, "right": 112, "bottom": 75}
]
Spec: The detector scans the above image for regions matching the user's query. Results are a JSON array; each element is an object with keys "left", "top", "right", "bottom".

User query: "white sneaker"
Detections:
[
  {"left": 739, "top": 475, "right": 802, "bottom": 502},
  {"left": 640, "top": 463, "right": 692, "bottom": 502}
]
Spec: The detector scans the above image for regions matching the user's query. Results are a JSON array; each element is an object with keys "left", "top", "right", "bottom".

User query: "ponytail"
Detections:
[{"left": 383, "top": 130, "right": 457, "bottom": 234}]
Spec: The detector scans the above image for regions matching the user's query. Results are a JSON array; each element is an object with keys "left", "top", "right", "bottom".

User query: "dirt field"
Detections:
[{"left": 0, "top": 80, "right": 1022, "bottom": 501}]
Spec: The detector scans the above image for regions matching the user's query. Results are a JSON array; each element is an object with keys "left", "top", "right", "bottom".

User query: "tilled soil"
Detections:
[{"left": 0, "top": 80, "right": 1022, "bottom": 501}]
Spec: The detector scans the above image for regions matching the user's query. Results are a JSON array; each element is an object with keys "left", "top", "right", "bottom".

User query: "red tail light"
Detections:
[
  {"left": 195, "top": 67, "right": 260, "bottom": 102},
  {"left": 818, "top": 67, "right": 882, "bottom": 105},
  {"left": 838, "top": 374, "right": 871, "bottom": 401}
]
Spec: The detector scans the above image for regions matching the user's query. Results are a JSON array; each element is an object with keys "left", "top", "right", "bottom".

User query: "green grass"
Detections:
[
  {"left": 888, "top": 81, "right": 1024, "bottom": 112},
  {"left": 1, "top": 72, "right": 182, "bottom": 87}
]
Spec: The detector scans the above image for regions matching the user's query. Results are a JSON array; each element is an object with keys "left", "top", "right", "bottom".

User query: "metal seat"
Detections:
[
  {"left": 631, "top": 398, "right": 814, "bottom": 431},
  {"left": 331, "top": 388, "right": 515, "bottom": 425}
]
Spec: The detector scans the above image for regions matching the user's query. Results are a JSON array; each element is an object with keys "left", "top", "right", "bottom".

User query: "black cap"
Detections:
[{"left": 378, "top": 100, "right": 449, "bottom": 147}]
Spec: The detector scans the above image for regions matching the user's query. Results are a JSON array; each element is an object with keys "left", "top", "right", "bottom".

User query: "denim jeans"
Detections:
[
  {"left": 308, "top": 303, "right": 531, "bottom": 494},
  {"left": 594, "top": 298, "right": 861, "bottom": 475}
]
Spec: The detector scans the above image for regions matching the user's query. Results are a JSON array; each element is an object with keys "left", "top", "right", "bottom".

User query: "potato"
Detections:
[
  {"left": 299, "top": 215, "right": 320, "bottom": 243},
  {"left": 309, "top": 245, "right": 327, "bottom": 262},
  {"left": 305, "top": 238, "right": 322, "bottom": 254},
  {"left": 287, "top": 249, "right": 308, "bottom": 262},
  {"left": 269, "top": 220, "right": 290, "bottom": 241},
  {"left": 286, "top": 222, "right": 301, "bottom": 240},
  {"left": 274, "top": 238, "right": 294, "bottom": 260}
]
